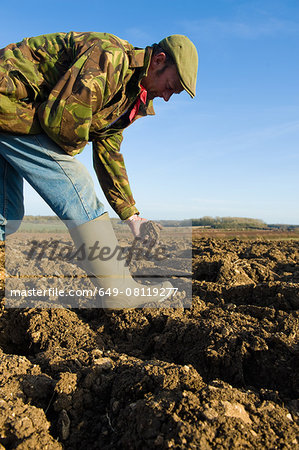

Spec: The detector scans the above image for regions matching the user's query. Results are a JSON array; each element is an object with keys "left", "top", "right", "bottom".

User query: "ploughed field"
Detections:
[{"left": 0, "top": 234, "right": 298, "bottom": 449}]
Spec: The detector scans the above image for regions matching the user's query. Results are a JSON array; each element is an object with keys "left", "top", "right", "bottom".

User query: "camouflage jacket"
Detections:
[{"left": 0, "top": 32, "right": 156, "bottom": 219}]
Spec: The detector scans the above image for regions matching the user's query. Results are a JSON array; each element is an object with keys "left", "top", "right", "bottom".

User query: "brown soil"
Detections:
[{"left": 0, "top": 236, "right": 298, "bottom": 449}]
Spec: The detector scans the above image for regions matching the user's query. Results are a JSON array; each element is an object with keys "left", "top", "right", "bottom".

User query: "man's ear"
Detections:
[{"left": 152, "top": 52, "right": 167, "bottom": 68}]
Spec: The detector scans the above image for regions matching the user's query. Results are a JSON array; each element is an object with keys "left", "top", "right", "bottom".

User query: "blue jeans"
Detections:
[{"left": 0, "top": 133, "right": 105, "bottom": 240}]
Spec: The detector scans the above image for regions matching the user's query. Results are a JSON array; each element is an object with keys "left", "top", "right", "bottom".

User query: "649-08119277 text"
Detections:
[{"left": 94, "top": 286, "right": 178, "bottom": 297}]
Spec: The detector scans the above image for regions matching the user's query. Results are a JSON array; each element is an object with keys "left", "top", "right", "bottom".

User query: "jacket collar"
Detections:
[{"left": 127, "top": 46, "right": 155, "bottom": 116}]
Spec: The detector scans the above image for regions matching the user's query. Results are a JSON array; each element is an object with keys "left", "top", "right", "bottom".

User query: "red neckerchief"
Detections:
[{"left": 129, "top": 85, "right": 147, "bottom": 122}]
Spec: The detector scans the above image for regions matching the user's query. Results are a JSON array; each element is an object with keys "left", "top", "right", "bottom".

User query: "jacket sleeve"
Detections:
[
  {"left": 92, "top": 132, "right": 139, "bottom": 220},
  {"left": 37, "top": 44, "right": 128, "bottom": 155}
]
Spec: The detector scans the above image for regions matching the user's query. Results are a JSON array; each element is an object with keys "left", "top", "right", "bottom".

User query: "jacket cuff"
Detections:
[{"left": 118, "top": 205, "right": 140, "bottom": 221}]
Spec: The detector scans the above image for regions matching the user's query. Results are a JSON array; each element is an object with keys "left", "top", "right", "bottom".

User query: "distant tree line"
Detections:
[
  {"left": 191, "top": 216, "right": 267, "bottom": 229},
  {"left": 157, "top": 216, "right": 267, "bottom": 229},
  {"left": 161, "top": 217, "right": 298, "bottom": 230}
]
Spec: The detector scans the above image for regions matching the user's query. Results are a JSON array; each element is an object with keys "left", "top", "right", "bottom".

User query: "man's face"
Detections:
[{"left": 141, "top": 52, "right": 184, "bottom": 101}]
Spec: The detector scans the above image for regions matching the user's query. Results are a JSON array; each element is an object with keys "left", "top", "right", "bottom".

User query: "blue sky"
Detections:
[{"left": 1, "top": 0, "right": 298, "bottom": 223}]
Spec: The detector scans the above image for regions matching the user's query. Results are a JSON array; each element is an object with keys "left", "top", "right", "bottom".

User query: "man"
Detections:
[{"left": 0, "top": 31, "right": 198, "bottom": 307}]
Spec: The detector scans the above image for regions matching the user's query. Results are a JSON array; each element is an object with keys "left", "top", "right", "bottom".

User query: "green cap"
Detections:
[{"left": 158, "top": 35, "right": 198, "bottom": 98}]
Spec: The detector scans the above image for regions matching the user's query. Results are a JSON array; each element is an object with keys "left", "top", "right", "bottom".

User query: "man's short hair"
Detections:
[{"left": 151, "top": 43, "right": 175, "bottom": 67}]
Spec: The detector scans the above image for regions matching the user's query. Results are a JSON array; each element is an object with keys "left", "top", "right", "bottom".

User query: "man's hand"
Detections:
[{"left": 126, "top": 214, "right": 148, "bottom": 237}]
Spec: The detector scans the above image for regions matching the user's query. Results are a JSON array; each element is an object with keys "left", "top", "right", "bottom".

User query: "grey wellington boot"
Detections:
[{"left": 70, "top": 213, "right": 173, "bottom": 308}]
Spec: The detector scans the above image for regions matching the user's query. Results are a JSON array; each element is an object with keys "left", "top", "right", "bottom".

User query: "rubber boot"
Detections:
[{"left": 69, "top": 213, "right": 173, "bottom": 308}]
